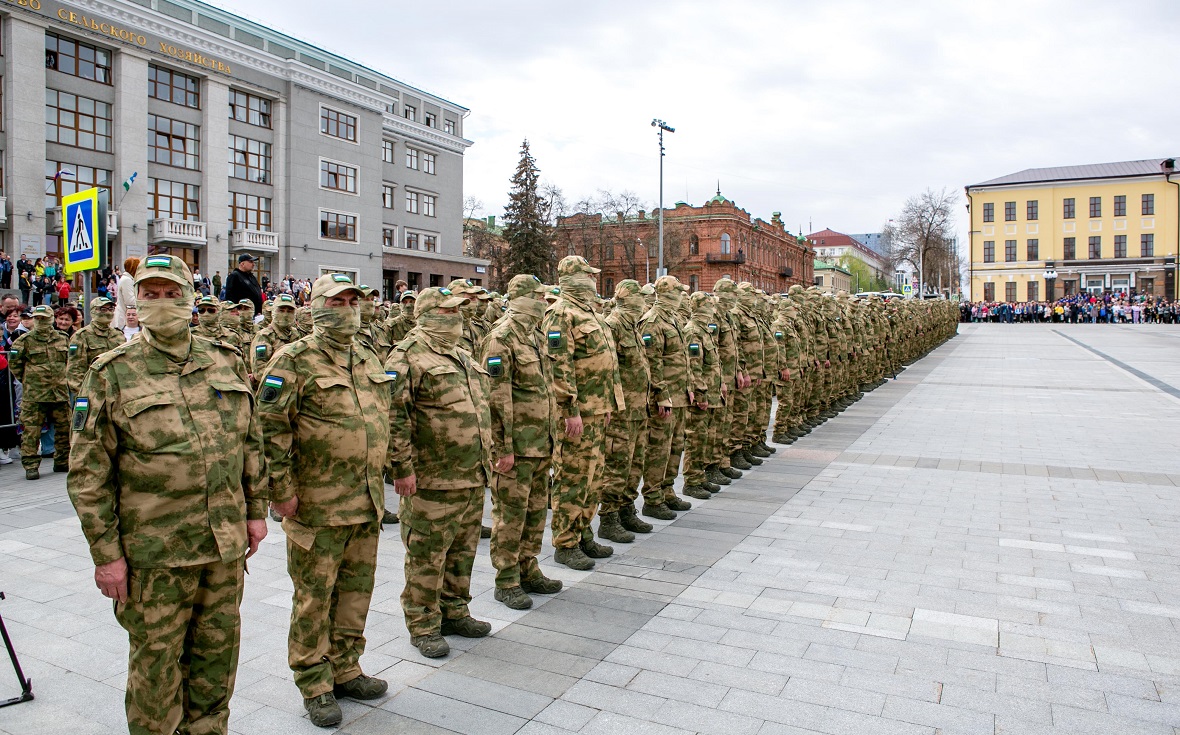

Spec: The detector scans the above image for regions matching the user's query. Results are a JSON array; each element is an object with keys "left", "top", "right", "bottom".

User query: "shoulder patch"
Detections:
[
  {"left": 688, "top": 342, "right": 701, "bottom": 357},
  {"left": 708, "top": 323, "right": 718, "bottom": 333},
  {"left": 486, "top": 355, "right": 503, "bottom": 378},
  {"left": 775, "top": 331, "right": 784, "bottom": 340},
  {"left": 385, "top": 369, "right": 399, "bottom": 382},
  {"left": 69, "top": 344, "right": 79, "bottom": 355},
  {"left": 547, "top": 330, "right": 562, "bottom": 350},
  {"left": 255, "top": 344, "right": 268, "bottom": 356},
  {"left": 71, "top": 397, "right": 90, "bottom": 431},
  {"left": 642, "top": 333, "right": 653, "bottom": 347},
  {"left": 259, "top": 374, "right": 285, "bottom": 403}
]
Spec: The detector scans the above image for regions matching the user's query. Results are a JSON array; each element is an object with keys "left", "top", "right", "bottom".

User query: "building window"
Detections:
[
  {"left": 422, "top": 152, "right": 436, "bottom": 175},
  {"left": 403, "top": 105, "right": 416, "bottom": 122},
  {"left": 982, "top": 202, "right": 994, "bottom": 223},
  {"left": 1027, "top": 200, "right": 1038, "bottom": 221},
  {"left": 1142, "top": 233, "right": 1154, "bottom": 257},
  {"left": 148, "top": 114, "right": 200, "bottom": 170},
  {"left": 720, "top": 233, "right": 731, "bottom": 254},
  {"left": 148, "top": 65, "right": 199, "bottom": 108},
  {"left": 382, "top": 184, "right": 394, "bottom": 209},
  {"left": 1063, "top": 237, "right": 1076, "bottom": 259},
  {"left": 423, "top": 234, "right": 437, "bottom": 252},
  {"left": 1004, "top": 240, "right": 1016, "bottom": 262},
  {"left": 422, "top": 194, "right": 436, "bottom": 217},
  {"left": 1004, "top": 201, "right": 1016, "bottom": 221},
  {"left": 1089, "top": 197, "right": 1101, "bottom": 218},
  {"left": 45, "top": 33, "right": 112, "bottom": 84},
  {"left": 983, "top": 282, "right": 995, "bottom": 301},
  {"left": 319, "top": 160, "right": 357, "bottom": 193},
  {"left": 983, "top": 240, "right": 995, "bottom": 263},
  {"left": 228, "top": 135, "right": 271, "bottom": 184},
  {"left": 689, "top": 234, "right": 699, "bottom": 255},
  {"left": 444, "top": 119, "right": 455, "bottom": 135},
  {"left": 229, "top": 192, "right": 271, "bottom": 231},
  {"left": 1026, "top": 239, "right": 1039, "bottom": 261},
  {"left": 424, "top": 112, "right": 436, "bottom": 128},
  {"left": 149, "top": 179, "right": 200, "bottom": 221},
  {"left": 406, "top": 190, "right": 419, "bottom": 214},
  {"left": 320, "top": 210, "right": 356, "bottom": 241},
  {"left": 383, "top": 227, "right": 395, "bottom": 249},
  {"left": 1114, "top": 195, "right": 1126, "bottom": 217},
  {"left": 382, "top": 140, "right": 393, "bottom": 163},
  {"left": 689, "top": 275, "right": 699, "bottom": 292},
  {"left": 1114, "top": 234, "right": 1127, "bottom": 258},
  {"left": 405, "top": 231, "right": 419, "bottom": 250},
  {"left": 46, "top": 90, "right": 112, "bottom": 152},
  {"left": 1143, "top": 193, "right": 1155, "bottom": 216},
  {"left": 406, "top": 148, "right": 419, "bottom": 170},
  {"left": 1088, "top": 236, "right": 1101, "bottom": 259},
  {"left": 45, "top": 161, "right": 110, "bottom": 209},
  {"left": 1027, "top": 280, "right": 1039, "bottom": 302},
  {"left": 1005, "top": 282, "right": 1016, "bottom": 302},
  {"left": 320, "top": 107, "right": 357, "bottom": 142},
  {"left": 228, "top": 90, "right": 271, "bottom": 128}
]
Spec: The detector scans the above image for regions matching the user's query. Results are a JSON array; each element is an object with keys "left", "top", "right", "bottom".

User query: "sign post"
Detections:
[
  {"left": 902, "top": 283, "right": 913, "bottom": 298},
  {"left": 62, "top": 188, "right": 106, "bottom": 323}
]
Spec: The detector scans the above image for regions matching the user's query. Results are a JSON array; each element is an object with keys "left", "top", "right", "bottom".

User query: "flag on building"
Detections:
[{"left": 123, "top": 172, "right": 138, "bottom": 191}]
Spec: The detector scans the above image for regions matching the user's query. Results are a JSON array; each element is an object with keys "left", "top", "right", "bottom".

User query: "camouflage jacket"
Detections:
[
  {"left": 734, "top": 307, "right": 765, "bottom": 379},
  {"left": 806, "top": 303, "right": 829, "bottom": 362},
  {"left": 387, "top": 314, "right": 414, "bottom": 344},
  {"left": 756, "top": 314, "right": 780, "bottom": 377},
  {"left": 385, "top": 331, "right": 493, "bottom": 489},
  {"left": 770, "top": 316, "right": 801, "bottom": 375},
  {"left": 715, "top": 311, "right": 741, "bottom": 388},
  {"left": 358, "top": 320, "right": 393, "bottom": 363},
  {"left": 10, "top": 328, "right": 69, "bottom": 402},
  {"left": 479, "top": 314, "right": 557, "bottom": 459},
  {"left": 256, "top": 334, "right": 390, "bottom": 531},
  {"left": 541, "top": 296, "right": 624, "bottom": 419},
  {"left": 638, "top": 305, "right": 690, "bottom": 408},
  {"left": 67, "top": 323, "right": 124, "bottom": 395},
  {"left": 684, "top": 317, "right": 721, "bottom": 403},
  {"left": 67, "top": 336, "right": 266, "bottom": 568},
  {"left": 605, "top": 308, "right": 650, "bottom": 421},
  {"left": 249, "top": 324, "right": 299, "bottom": 377}
]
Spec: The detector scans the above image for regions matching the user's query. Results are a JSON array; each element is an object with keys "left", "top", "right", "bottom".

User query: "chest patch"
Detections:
[
  {"left": 642, "top": 333, "right": 653, "bottom": 347},
  {"left": 69, "top": 344, "right": 79, "bottom": 355},
  {"left": 775, "top": 331, "right": 784, "bottom": 341},
  {"left": 259, "top": 375, "right": 284, "bottom": 403},
  {"left": 486, "top": 356, "right": 503, "bottom": 378},
  {"left": 688, "top": 343, "right": 701, "bottom": 357},
  {"left": 547, "top": 331, "right": 562, "bottom": 350}
]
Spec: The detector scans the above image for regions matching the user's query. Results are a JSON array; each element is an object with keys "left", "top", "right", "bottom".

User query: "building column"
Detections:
[
  {"left": 4, "top": 15, "right": 48, "bottom": 261},
  {"left": 113, "top": 50, "right": 149, "bottom": 264},
  {"left": 201, "top": 77, "right": 230, "bottom": 275},
  {"left": 272, "top": 97, "right": 290, "bottom": 281}
]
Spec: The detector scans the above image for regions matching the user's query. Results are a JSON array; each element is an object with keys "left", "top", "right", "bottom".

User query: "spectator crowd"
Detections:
[{"left": 962, "top": 293, "right": 1180, "bottom": 324}]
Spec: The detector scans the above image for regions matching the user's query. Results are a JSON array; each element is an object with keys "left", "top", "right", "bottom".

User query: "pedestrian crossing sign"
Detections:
[{"left": 63, "top": 187, "right": 105, "bottom": 275}]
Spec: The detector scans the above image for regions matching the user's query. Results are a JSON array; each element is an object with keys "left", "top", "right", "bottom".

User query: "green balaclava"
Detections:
[
  {"left": 359, "top": 296, "right": 377, "bottom": 325},
  {"left": 415, "top": 289, "right": 464, "bottom": 352},
  {"left": 198, "top": 307, "right": 220, "bottom": 331},
  {"left": 312, "top": 295, "right": 360, "bottom": 351},
  {"left": 295, "top": 306, "right": 313, "bottom": 335},
  {"left": 30, "top": 314, "right": 53, "bottom": 336},
  {"left": 273, "top": 307, "right": 296, "bottom": 333},
  {"left": 93, "top": 309, "right": 115, "bottom": 329},
  {"left": 138, "top": 293, "right": 195, "bottom": 360}
]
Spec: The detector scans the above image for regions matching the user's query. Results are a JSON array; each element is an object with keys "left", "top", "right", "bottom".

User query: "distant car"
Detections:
[{"left": 854, "top": 291, "right": 904, "bottom": 300}]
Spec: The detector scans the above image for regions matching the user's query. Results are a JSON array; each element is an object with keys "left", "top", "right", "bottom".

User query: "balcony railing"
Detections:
[
  {"left": 0, "top": 196, "right": 7, "bottom": 228},
  {"left": 705, "top": 252, "right": 746, "bottom": 264},
  {"left": 149, "top": 218, "right": 207, "bottom": 246},
  {"left": 230, "top": 228, "right": 279, "bottom": 253},
  {"left": 48, "top": 207, "right": 119, "bottom": 238},
  {"left": 779, "top": 267, "right": 793, "bottom": 278}
]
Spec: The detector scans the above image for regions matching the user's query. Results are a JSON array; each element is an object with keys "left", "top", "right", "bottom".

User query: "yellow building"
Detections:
[
  {"left": 966, "top": 158, "right": 1179, "bottom": 302},
  {"left": 813, "top": 259, "right": 853, "bottom": 294}
]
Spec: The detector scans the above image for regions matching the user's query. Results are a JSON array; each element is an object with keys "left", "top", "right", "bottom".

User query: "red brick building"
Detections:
[{"left": 553, "top": 191, "right": 813, "bottom": 294}]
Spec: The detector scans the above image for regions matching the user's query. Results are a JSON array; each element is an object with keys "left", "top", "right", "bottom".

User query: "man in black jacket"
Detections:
[{"left": 224, "top": 253, "right": 262, "bottom": 315}]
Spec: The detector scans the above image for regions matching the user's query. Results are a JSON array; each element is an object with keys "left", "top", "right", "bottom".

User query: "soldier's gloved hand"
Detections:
[
  {"left": 95, "top": 557, "right": 129, "bottom": 603},
  {"left": 395, "top": 473, "right": 417, "bottom": 497},
  {"left": 494, "top": 455, "right": 515, "bottom": 473},
  {"left": 565, "top": 416, "right": 584, "bottom": 438},
  {"left": 271, "top": 496, "right": 299, "bottom": 518},
  {"left": 246, "top": 519, "right": 267, "bottom": 559}
]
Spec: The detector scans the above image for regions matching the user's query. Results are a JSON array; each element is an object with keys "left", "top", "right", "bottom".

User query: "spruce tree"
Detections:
[{"left": 502, "top": 140, "right": 555, "bottom": 282}]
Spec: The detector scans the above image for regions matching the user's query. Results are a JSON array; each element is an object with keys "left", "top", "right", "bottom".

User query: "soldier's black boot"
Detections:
[
  {"left": 742, "top": 449, "right": 763, "bottom": 466},
  {"left": 494, "top": 586, "right": 533, "bottom": 610},
  {"left": 441, "top": 616, "right": 492, "bottom": 638},
  {"left": 521, "top": 572, "right": 563, "bottom": 595},
  {"left": 683, "top": 485, "right": 711, "bottom": 500},
  {"left": 619, "top": 505, "right": 654, "bottom": 533},
  {"left": 759, "top": 440, "right": 776, "bottom": 454},
  {"left": 641, "top": 502, "right": 677, "bottom": 521},
  {"left": 598, "top": 512, "right": 635, "bottom": 544},
  {"left": 702, "top": 480, "right": 722, "bottom": 494},
  {"left": 381, "top": 509, "right": 399, "bottom": 526},
  {"left": 580, "top": 535, "right": 614, "bottom": 559},
  {"left": 721, "top": 465, "right": 743, "bottom": 479},
  {"left": 335, "top": 674, "right": 389, "bottom": 701},
  {"left": 554, "top": 546, "right": 595, "bottom": 570},
  {"left": 480, "top": 525, "right": 492, "bottom": 539},
  {"left": 24, "top": 465, "right": 39, "bottom": 481},
  {"left": 772, "top": 432, "right": 793, "bottom": 444},
  {"left": 730, "top": 452, "right": 752, "bottom": 471},
  {"left": 304, "top": 693, "right": 343, "bottom": 728},
  {"left": 664, "top": 495, "right": 692, "bottom": 512},
  {"left": 707, "top": 467, "right": 732, "bottom": 486}
]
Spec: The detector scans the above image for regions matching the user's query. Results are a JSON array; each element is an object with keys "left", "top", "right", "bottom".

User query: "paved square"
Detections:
[{"left": 2, "top": 323, "right": 1180, "bottom": 734}]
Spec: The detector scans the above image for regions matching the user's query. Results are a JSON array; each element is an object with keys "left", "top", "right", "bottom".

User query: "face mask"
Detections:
[
  {"left": 560, "top": 274, "right": 599, "bottom": 304},
  {"left": 417, "top": 310, "right": 462, "bottom": 351},
  {"left": 659, "top": 290, "right": 684, "bottom": 311},
  {"left": 359, "top": 299, "right": 376, "bottom": 324},
  {"left": 31, "top": 317, "right": 52, "bottom": 334},
  {"left": 401, "top": 301, "right": 416, "bottom": 319},
  {"left": 240, "top": 311, "right": 253, "bottom": 327},
  {"left": 198, "top": 312, "right": 220, "bottom": 329},
  {"left": 510, "top": 296, "right": 546, "bottom": 324},
  {"left": 273, "top": 311, "right": 295, "bottom": 330},
  {"left": 137, "top": 297, "right": 194, "bottom": 358},
  {"left": 312, "top": 304, "right": 360, "bottom": 349},
  {"left": 694, "top": 302, "right": 716, "bottom": 322},
  {"left": 93, "top": 311, "right": 114, "bottom": 328},
  {"left": 460, "top": 299, "right": 478, "bottom": 316}
]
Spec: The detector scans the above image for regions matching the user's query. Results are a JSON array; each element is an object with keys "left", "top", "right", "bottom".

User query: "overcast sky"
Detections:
[{"left": 219, "top": 0, "right": 1179, "bottom": 245}]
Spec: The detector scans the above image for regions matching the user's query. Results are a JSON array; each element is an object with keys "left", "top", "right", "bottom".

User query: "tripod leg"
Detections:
[{"left": 0, "top": 593, "right": 34, "bottom": 706}]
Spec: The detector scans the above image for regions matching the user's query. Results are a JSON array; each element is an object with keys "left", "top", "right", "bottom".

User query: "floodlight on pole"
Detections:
[{"left": 652, "top": 119, "right": 674, "bottom": 278}]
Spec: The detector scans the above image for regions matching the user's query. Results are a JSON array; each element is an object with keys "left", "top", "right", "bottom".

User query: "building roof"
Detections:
[
  {"left": 850, "top": 232, "right": 886, "bottom": 257},
  {"left": 970, "top": 158, "right": 1178, "bottom": 188},
  {"left": 807, "top": 229, "right": 885, "bottom": 265},
  {"left": 814, "top": 259, "right": 851, "bottom": 275}
]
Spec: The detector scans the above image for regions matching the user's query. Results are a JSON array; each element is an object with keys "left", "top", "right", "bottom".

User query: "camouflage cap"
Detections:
[
  {"left": 473, "top": 286, "right": 495, "bottom": 301},
  {"left": 311, "top": 272, "right": 362, "bottom": 300},
  {"left": 654, "top": 275, "right": 682, "bottom": 294},
  {"left": 639, "top": 283, "right": 656, "bottom": 296},
  {"left": 273, "top": 293, "right": 297, "bottom": 309},
  {"left": 398, "top": 289, "right": 417, "bottom": 302},
  {"left": 614, "top": 279, "right": 642, "bottom": 299},
  {"left": 90, "top": 296, "right": 114, "bottom": 310},
  {"left": 446, "top": 278, "right": 481, "bottom": 296},
  {"left": 134, "top": 254, "right": 193, "bottom": 290},
  {"left": 557, "top": 254, "right": 600, "bottom": 277},
  {"left": 224, "top": 300, "right": 242, "bottom": 311},
  {"left": 505, "top": 274, "right": 546, "bottom": 300},
  {"left": 544, "top": 286, "right": 561, "bottom": 301},
  {"left": 713, "top": 278, "right": 736, "bottom": 293},
  {"left": 788, "top": 284, "right": 804, "bottom": 295},
  {"left": 415, "top": 286, "right": 465, "bottom": 317},
  {"left": 238, "top": 298, "right": 254, "bottom": 308},
  {"left": 689, "top": 290, "right": 713, "bottom": 308},
  {"left": 197, "top": 295, "right": 219, "bottom": 309},
  {"left": 357, "top": 284, "right": 375, "bottom": 297},
  {"left": 30, "top": 305, "right": 54, "bottom": 319}
]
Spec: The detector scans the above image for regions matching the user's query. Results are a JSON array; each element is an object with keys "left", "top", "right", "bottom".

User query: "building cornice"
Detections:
[
  {"left": 967, "top": 173, "right": 1174, "bottom": 194},
  {"left": 383, "top": 115, "right": 473, "bottom": 155}
]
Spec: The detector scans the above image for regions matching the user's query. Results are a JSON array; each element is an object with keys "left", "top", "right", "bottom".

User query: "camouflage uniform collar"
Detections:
[
  {"left": 140, "top": 334, "right": 209, "bottom": 375},
  {"left": 311, "top": 332, "right": 353, "bottom": 368}
]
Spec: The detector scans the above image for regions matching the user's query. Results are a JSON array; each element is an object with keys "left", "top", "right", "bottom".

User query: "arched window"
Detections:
[
  {"left": 689, "top": 234, "right": 699, "bottom": 255},
  {"left": 720, "top": 233, "right": 731, "bottom": 254}
]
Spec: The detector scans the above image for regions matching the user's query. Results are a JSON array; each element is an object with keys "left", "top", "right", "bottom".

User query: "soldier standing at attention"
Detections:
[
  {"left": 387, "top": 290, "right": 417, "bottom": 344},
  {"left": 10, "top": 304, "right": 70, "bottom": 479},
  {"left": 249, "top": 293, "right": 299, "bottom": 378},
  {"left": 639, "top": 275, "right": 694, "bottom": 517},
  {"left": 357, "top": 286, "right": 393, "bottom": 361},
  {"left": 193, "top": 296, "right": 226, "bottom": 341},
  {"left": 66, "top": 296, "right": 122, "bottom": 396},
  {"left": 386, "top": 287, "right": 495, "bottom": 659},
  {"left": 542, "top": 256, "right": 623, "bottom": 570},
  {"left": 257, "top": 273, "right": 392, "bottom": 727},
  {"left": 67, "top": 254, "right": 267, "bottom": 735},
  {"left": 681, "top": 291, "right": 722, "bottom": 499},
  {"left": 480, "top": 275, "right": 563, "bottom": 610},
  {"left": 218, "top": 301, "right": 245, "bottom": 351}
]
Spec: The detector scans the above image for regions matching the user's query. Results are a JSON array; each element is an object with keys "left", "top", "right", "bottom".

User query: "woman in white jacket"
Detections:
[{"left": 113, "top": 257, "right": 139, "bottom": 329}]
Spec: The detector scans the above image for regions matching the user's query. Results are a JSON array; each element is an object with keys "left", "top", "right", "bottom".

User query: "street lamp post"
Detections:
[{"left": 651, "top": 119, "right": 674, "bottom": 277}]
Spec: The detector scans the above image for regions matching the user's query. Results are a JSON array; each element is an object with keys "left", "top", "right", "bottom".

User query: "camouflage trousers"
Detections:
[
  {"left": 21, "top": 400, "right": 68, "bottom": 470},
  {"left": 490, "top": 456, "right": 550, "bottom": 589},
  {"left": 747, "top": 382, "right": 773, "bottom": 447},
  {"left": 115, "top": 559, "right": 244, "bottom": 735},
  {"left": 727, "top": 387, "right": 752, "bottom": 456},
  {"left": 642, "top": 405, "right": 685, "bottom": 502},
  {"left": 599, "top": 415, "right": 649, "bottom": 513},
  {"left": 550, "top": 414, "right": 607, "bottom": 549},
  {"left": 772, "top": 379, "right": 795, "bottom": 435},
  {"left": 401, "top": 487, "right": 482, "bottom": 637},
  {"left": 286, "top": 520, "right": 379, "bottom": 698},
  {"left": 711, "top": 393, "right": 733, "bottom": 470},
  {"left": 682, "top": 406, "right": 715, "bottom": 487}
]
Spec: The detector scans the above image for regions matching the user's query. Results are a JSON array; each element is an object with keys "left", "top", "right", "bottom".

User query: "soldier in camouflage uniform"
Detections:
[
  {"left": 10, "top": 305, "right": 70, "bottom": 479},
  {"left": 193, "top": 296, "right": 227, "bottom": 341},
  {"left": 447, "top": 278, "right": 486, "bottom": 355},
  {"left": 67, "top": 254, "right": 267, "bottom": 735},
  {"left": 728, "top": 283, "right": 764, "bottom": 469},
  {"left": 295, "top": 305, "right": 314, "bottom": 338},
  {"left": 479, "top": 275, "right": 563, "bottom": 610},
  {"left": 66, "top": 296, "right": 122, "bottom": 395},
  {"left": 597, "top": 280, "right": 653, "bottom": 542},
  {"left": 386, "top": 287, "right": 495, "bottom": 659},
  {"left": 218, "top": 301, "right": 245, "bottom": 351},
  {"left": 710, "top": 279, "right": 743, "bottom": 481},
  {"left": 387, "top": 290, "right": 417, "bottom": 344},
  {"left": 543, "top": 256, "right": 624, "bottom": 570},
  {"left": 249, "top": 293, "right": 298, "bottom": 377},
  {"left": 357, "top": 285, "right": 393, "bottom": 361},
  {"left": 257, "top": 273, "right": 392, "bottom": 727},
  {"left": 639, "top": 275, "right": 694, "bottom": 517},
  {"left": 682, "top": 291, "right": 722, "bottom": 499},
  {"left": 237, "top": 298, "right": 257, "bottom": 341}
]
